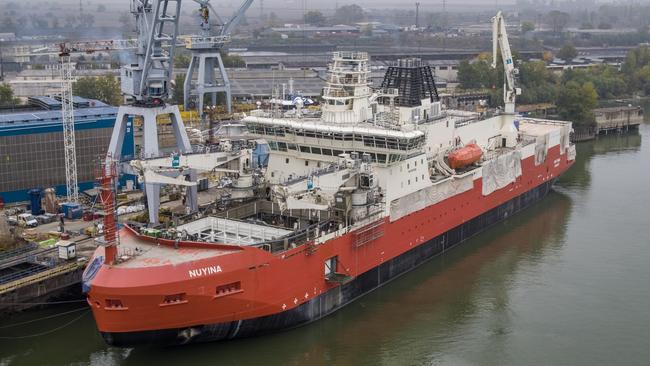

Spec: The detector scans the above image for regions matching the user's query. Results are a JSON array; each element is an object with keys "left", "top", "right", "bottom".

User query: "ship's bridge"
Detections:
[{"left": 243, "top": 116, "right": 426, "bottom": 164}]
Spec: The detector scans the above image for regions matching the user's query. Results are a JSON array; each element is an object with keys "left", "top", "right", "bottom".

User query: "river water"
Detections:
[{"left": 2, "top": 121, "right": 650, "bottom": 366}]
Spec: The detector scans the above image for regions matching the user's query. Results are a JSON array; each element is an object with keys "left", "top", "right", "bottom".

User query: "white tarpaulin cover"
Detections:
[
  {"left": 567, "top": 144, "right": 576, "bottom": 161},
  {"left": 560, "top": 125, "right": 571, "bottom": 154},
  {"left": 534, "top": 134, "right": 549, "bottom": 166},
  {"left": 481, "top": 150, "right": 522, "bottom": 196},
  {"left": 390, "top": 174, "right": 475, "bottom": 222}
]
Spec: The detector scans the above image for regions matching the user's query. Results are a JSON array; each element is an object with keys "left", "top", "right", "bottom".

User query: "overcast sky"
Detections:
[{"left": 0, "top": 0, "right": 521, "bottom": 12}]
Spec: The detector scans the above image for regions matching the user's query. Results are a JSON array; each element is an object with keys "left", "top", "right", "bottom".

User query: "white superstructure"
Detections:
[{"left": 243, "top": 49, "right": 573, "bottom": 223}]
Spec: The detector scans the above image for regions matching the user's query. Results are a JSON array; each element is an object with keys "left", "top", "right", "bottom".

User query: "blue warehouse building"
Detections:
[{"left": 0, "top": 97, "right": 134, "bottom": 203}]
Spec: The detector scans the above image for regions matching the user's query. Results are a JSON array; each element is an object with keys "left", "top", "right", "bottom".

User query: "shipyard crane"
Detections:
[
  {"left": 107, "top": 0, "right": 198, "bottom": 225},
  {"left": 492, "top": 11, "right": 521, "bottom": 115},
  {"left": 183, "top": 0, "right": 254, "bottom": 117},
  {"left": 58, "top": 46, "right": 80, "bottom": 204},
  {"left": 51, "top": 40, "right": 140, "bottom": 204}
]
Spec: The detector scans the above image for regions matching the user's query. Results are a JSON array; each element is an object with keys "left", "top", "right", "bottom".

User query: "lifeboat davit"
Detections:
[{"left": 447, "top": 144, "right": 483, "bottom": 169}]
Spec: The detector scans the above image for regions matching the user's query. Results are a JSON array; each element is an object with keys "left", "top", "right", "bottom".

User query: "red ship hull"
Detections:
[{"left": 86, "top": 145, "right": 573, "bottom": 346}]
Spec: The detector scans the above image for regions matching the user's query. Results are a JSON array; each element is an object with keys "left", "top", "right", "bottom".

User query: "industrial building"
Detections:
[{"left": 0, "top": 97, "right": 133, "bottom": 203}]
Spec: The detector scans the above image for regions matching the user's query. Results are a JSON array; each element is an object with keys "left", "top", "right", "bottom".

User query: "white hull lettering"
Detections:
[{"left": 189, "top": 265, "right": 223, "bottom": 278}]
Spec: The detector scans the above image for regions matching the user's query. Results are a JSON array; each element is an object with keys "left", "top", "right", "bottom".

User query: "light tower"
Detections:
[{"left": 183, "top": 0, "right": 253, "bottom": 118}]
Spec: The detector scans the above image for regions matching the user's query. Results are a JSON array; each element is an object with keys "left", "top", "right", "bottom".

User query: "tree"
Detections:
[
  {"left": 556, "top": 81, "right": 598, "bottom": 126},
  {"left": 518, "top": 60, "right": 557, "bottom": 104},
  {"left": 0, "top": 83, "right": 20, "bottom": 107},
  {"left": 457, "top": 60, "right": 496, "bottom": 90},
  {"left": 546, "top": 10, "right": 570, "bottom": 34},
  {"left": 557, "top": 44, "right": 578, "bottom": 62},
  {"left": 221, "top": 52, "right": 245, "bottom": 68},
  {"left": 72, "top": 75, "right": 121, "bottom": 106},
  {"left": 361, "top": 23, "right": 373, "bottom": 37},
  {"left": 304, "top": 11, "right": 326, "bottom": 26},
  {"left": 172, "top": 74, "right": 185, "bottom": 105},
  {"left": 174, "top": 54, "right": 191, "bottom": 68},
  {"left": 521, "top": 21, "right": 535, "bottom": 33},
  {"left": 334, "top": 4, "right": 365, "bottom": 25}
]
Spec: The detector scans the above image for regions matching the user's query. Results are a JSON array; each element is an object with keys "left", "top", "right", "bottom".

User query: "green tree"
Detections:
[
  {"left": 521, "top": 21, "right": 535, "bottom": 33},
  {"left": 72, "top": 75, "right": 121, "bottom": 106},
  {"left": 457, "top": 60, "right": 496, "bottom": 90},
  {"left": 556, "top": 81, "right": 598, "bottom": 126},
  {"left": 304, "top": 11, "right": 326, "bottom": 26},
  {"left": 562, "top": 65, "right": 627, "bottom": 99},
  {"left": 174, "top": 54, "right": 191, "bottom": 68},
  {"left": 557, "top": 43, "right": 578, "bottom": 62},
  {"left": 518, "top": 60, "right": 557, "bottom": 104},
  {"left": 334, "top": 4, "right": 365, "bottom": 25},
  {"left": 221, "top": 52, "right": 245, "bottom": 68},
  {"left": 0, "top": 83, "right": 20, "bottom": 107},
  {"left": 172, "top": 74, "right": 185, "bottom": 105}
]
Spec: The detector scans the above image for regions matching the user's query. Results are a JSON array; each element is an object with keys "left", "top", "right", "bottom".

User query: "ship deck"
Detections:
[
  {"left": 176, "top": 217, "right": 293, "bottom": 246},
  {"left": 111, "top": 229, "right": 240, "bottom": 269},
  {"left": 518, "top": 118, "right": 570, "bottom": 136}
]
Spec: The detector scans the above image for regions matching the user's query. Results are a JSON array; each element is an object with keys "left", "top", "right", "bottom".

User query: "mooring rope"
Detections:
[
  {"left": 0, "top": 310, "right": 90, "bottom": 339},
  {"left": 1, "top": 299, "right": 87, "bottom": 306},
  {"left": 0, "top": 307, "right": 88, "bottom": 329}
]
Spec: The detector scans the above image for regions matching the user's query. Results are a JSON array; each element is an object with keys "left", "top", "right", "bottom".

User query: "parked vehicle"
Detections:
[{"left": 17, "top": 213, "right": 39, "bottom": 228}]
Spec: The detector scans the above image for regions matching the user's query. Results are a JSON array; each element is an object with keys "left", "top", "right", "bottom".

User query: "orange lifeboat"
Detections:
[{"left": 447, "top": 144, "right": 483, "bottom": 169}]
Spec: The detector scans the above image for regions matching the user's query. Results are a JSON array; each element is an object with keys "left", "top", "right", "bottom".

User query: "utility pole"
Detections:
[
  {"left": 415, "top": 2, "right": 420, "bottom": 29},
  {"left": 0, "top": 40, "right": 4, "bottom": 81},
  {"left": 442, "top": 0, "right": 447, "bottom": 51}
]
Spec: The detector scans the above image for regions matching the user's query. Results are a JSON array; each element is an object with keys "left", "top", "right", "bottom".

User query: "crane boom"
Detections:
[
  {"left": 492, "top": 11, "right": 520, "bottom": 114},
  {"left": 221, "top": 0, "right": 254, "bottom": 36}
]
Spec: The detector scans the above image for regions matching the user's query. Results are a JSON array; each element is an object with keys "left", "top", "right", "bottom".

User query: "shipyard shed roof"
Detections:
[
  {"left": 28, "top": 96, "right": 62, "bottom": 110},
  {"left": 0, "top": 106, "right": 118, "bottom": 136},
  {"left": 0, "top": 106, "right": 117, "bottom": 124}
]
